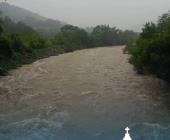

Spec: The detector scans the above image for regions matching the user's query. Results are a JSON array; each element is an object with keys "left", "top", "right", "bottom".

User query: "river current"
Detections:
[{"left": 0, "top": 46, "right": 170, "bottom": 140}]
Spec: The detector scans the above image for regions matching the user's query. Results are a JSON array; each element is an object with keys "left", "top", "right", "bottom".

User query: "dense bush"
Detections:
[
  {"left": 53, "top": 25, "right": 92, "bottom": 52},
  {"left": 54, "top": 24, "right": 138, "bottom": 50},
  {"left": 0, "top": 14, "right": 58, "bottom": 71},
  {"left": 91, "top": 25, "right": 138, "bottom": 47},
  {"left": 126, "top": 11, "right": 170, "bottom": 82}
]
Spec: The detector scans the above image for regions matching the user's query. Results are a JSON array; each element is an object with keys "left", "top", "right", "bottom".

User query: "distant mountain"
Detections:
[{"left": 0, "top": 2, "right": 66, "bottom": 36}]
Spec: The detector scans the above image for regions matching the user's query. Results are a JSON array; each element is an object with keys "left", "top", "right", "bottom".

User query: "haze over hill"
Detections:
[
  {"left": 0, "top": 2, "right": 66, "bottom": 36},
  {"left": 6, "top": 0, "right": 170, "bottom": 32}
]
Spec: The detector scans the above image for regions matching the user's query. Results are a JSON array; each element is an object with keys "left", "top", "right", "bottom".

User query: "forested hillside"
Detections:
[{"left": 0, "top": 2, "right": 65, "bottom": 36}]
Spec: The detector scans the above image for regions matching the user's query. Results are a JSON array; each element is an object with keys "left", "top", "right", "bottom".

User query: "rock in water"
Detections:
[{"left": 0, "top": 67, "right": 8, "bottom": 76}]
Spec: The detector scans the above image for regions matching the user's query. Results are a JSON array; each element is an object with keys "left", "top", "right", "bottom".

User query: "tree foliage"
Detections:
[
  {"left": 126, "top": 11, "right": 170, "bottom": 82},
  {"left": 91, "top": 25, "right": 138, "bottom": 46},
  {"left": 54, "top": 25, "right": 91, "bottom": 52},
  {"left": 54, "top": 24, "right": 138, "bottom": 51},
  {"left": 0, "top": 11, "right": 3, "bottom": 34},
  {"left": 0, "top": 14, "right": 56, "bottom": 71}
]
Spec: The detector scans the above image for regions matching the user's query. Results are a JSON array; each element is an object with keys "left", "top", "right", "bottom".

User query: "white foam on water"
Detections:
[
  {"left": 0, "top": 111, "right": 70, "bottom": 140},
  {"left": 131, "top": 122, "right": 170, "bottom": 140}
]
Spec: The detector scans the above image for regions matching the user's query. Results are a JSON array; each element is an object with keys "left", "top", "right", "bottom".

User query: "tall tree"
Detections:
[{"left": 126, "top": 11, "right": 170, "bottom": 82}]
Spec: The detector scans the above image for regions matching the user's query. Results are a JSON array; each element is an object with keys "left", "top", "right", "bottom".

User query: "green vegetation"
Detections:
[
  {"left": 0, "top": 9, "right": 137, "bottom": 75},
  {"left": 53, "top": 25, "right": 92, "bottom": 52},
  {"left": 125, "top": 11, "right": 170, "bottom": 82},
  {"left": 0, "top": 12, "right": 61, "bottom": 74},
  {"left": 0, "top": 2, "right": 65, "bottom": 37},
  {"left": 54, "top": 24, "right": 138, "bottom": 51},
  {"left": 91, "top": 25, "right": 137, "bottom": 46}
]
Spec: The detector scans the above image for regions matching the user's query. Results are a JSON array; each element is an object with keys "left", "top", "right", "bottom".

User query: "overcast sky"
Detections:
[{"left": 6, "top": 0, "right": 170, "bottom": 31}]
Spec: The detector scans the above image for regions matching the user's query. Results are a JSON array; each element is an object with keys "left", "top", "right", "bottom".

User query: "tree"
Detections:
[
  {"left": 91, "top": 25, "right": 114, "bottom": 46},
  {"left": 126, "top": 11, "right": 170, "bottom": 82},
  {"left": 54, "top": 25, "right": 91, "bottom": 52},
  {"left": 91, "top": 25, "right": 138, "bottom": 47},
  {"left": 0, "top": 11, "right": 3, "bottom": 34}
]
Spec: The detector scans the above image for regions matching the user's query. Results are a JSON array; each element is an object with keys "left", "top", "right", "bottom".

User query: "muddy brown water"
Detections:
[{"left": 0, "top": 46, "right": 170, "bottom": 140}]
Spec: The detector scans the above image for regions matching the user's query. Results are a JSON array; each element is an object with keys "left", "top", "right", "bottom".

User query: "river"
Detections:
[{"left": 0, "top": 46, "right": 170, "bottom": 140}]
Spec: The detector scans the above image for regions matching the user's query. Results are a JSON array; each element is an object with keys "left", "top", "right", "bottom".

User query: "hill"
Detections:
[{"left": 0, "top": 2, "right": 66, "bottom": 36}]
